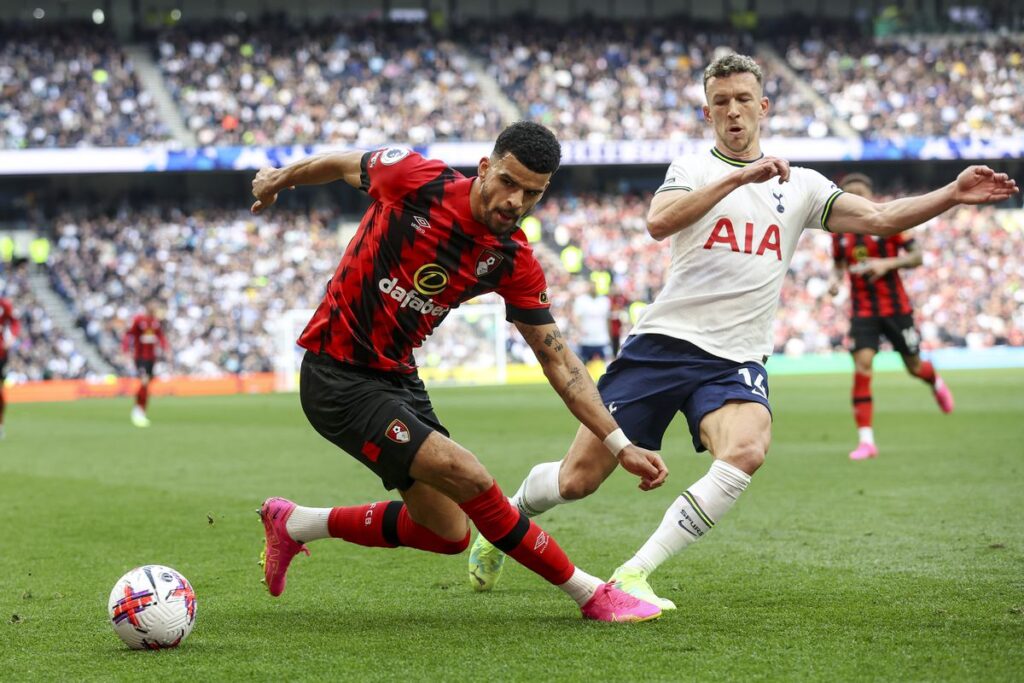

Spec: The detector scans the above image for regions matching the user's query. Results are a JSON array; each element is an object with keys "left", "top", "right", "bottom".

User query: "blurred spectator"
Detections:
[
  {"left": 0, "top": 21, "right": 171, "bottom": 148},
  {"left": 0, "top": 263, "right": 89, "bottom": 381},
  {"left": 156, "top": 17, "right": 505, "bottom": 146},
  {"left": 782, "top": 31, "right": 1024, "bottom": 139},
  {"left": 467, "top": 17, "right": 830, "bottom": 142},
  {"left": 49, "top": 205, "right": 341, "bottom": 376}
]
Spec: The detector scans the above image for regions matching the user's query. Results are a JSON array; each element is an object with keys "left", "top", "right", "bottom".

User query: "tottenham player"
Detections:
[
  {"left": 250, "top": 122, "right": 666, "bottom": 623},
  {"left": 121, "top": 300, "right": 168, "bottom": 428},
  {"left": 467, "top": 54, "right": 1018, "bottom": 608},
  {"left": 828, "top": 174, "right": 954, "bottom": 460}
]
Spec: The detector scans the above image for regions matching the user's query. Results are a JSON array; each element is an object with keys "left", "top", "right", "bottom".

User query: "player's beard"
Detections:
[{"left": 479, "top": 184, "right": 521, "bottom": 235}]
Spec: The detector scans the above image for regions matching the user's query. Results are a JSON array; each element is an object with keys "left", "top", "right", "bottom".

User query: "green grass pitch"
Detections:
[{"left": 1, "top": 369, "right": 1022, "bottom": 681}]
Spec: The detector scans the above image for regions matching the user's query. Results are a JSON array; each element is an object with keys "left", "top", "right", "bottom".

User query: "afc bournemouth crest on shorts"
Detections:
[
  {"left": 476, "top": 249, "right": 504, "bottom": 277},
  {"left": 386, "top": 419, "right": 411, "bottom": 444}
]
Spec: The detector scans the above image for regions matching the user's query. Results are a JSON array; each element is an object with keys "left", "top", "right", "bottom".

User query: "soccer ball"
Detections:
[{"left": 107, "top": 565, "right": 197, "bottom": 650}]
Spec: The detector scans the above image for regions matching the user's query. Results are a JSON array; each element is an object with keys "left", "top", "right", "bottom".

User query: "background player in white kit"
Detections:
[
  {"left": 572, "top": 280, "right": 612, "bottom": 363},
  {"left": 467, "top": 54, "right": 1018, "bottom": 607}
]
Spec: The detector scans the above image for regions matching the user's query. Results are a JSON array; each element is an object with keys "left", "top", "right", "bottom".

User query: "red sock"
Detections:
[
  {"left": 459, "top": 481, "right": 574, "bottom": 586},
  {"left": 0, "top": 388, "right": 5, "bottom": 425},
  {"left": 137, "top": 385, "right": 149, "bottom": 410},
  {"left": 328, "top": 501, "right": 468, "bottom": 555},
  {"left": 913, "top": 360, "right": 936, "bottom": 384},
  {"left": 853, "top": 372, "right": 873, "bottom": 428}
]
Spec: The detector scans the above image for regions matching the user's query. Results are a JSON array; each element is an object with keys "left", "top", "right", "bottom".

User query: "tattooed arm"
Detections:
[{"left": 514, "top": 320, "right": 668, "bottom": 489}]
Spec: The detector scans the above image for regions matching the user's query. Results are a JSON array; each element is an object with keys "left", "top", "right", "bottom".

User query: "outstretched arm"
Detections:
[
  {"left": 828, "top": 165, "right": 1018, "bottom": 237},
  {"left": 514, "top": 319, "right": 668, "bottom": 490},
  {"left": 646, "top": 156, "right": 791, "bottom": 241},
  {"left": 854, "top": 240, "right": 923, "bottom": 282},
  {"left": 251, "top": 150, "right": 366, "bottom": 214}
]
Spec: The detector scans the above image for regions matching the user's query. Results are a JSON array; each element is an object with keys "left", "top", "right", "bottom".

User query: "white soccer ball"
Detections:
[{"left": 107, "top": 565, "right": 197, "bottom": 650}]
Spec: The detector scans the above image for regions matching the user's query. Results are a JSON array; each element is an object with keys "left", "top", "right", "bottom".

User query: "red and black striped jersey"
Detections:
[
  {"left": 298, "top": 148, "right": 552, "bottom": 374},
  {"left": 832, "top": 232, "right": 914, "bottom": 318},
  {"left": 121, "top": 314, "right": 168, "bottom": 361},
  {"left": 0, "top": 298, "right": 20, "bottom": 359}
]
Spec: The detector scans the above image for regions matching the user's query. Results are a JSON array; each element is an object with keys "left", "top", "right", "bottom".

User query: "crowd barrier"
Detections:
[
  {"left": 8, "top": 347, "right": 1023, "bottom": 403},
  {"left": 6, "top": 373, "right": 277, "bottom": 404}
]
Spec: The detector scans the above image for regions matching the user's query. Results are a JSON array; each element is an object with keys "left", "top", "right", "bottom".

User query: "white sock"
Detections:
[
  {"left": 858, "top": 427, "right": 875, "bottom": 445},
  {"left": 623, "top": 460, "right": 751, "bottom": 575},
  {"left": 557, "top": 567, "right": 602, "bottom": 606},
  {"left": 285, "top": 505, "right": 331, "bottom": 543},
  {"left": 509, "top": 461, "right": 566, "bottom": 517}
]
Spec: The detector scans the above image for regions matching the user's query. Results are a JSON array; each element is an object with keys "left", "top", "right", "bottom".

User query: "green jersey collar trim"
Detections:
[{"left": 710, "top": 147, "right": 764, "bottom": 167}]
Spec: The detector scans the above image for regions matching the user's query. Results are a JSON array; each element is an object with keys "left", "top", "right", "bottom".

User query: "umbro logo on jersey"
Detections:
[
  {"left": 475, "top": 249, "right": 504, "bottom": 277},
  {"left": 411, "top": 216, "right": 431, "bottom": 234},
  {"left": 386, "top": 419, "right": 411, "bottom": 444}
]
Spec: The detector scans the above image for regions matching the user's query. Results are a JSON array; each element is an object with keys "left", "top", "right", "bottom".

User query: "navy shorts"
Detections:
[
  {"left": 299, "top": 351, "right": 449, "bottom": 491},
  {"left": 578, "top": 344, "right": 607, "bottom": 361},
  {"left": 596, "top": 334, "right": 772, "bottom": 453}
]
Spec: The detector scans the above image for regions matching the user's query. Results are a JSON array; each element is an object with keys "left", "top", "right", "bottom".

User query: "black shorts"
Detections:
[
  {"left": 850, "top": 314, "right": 921, "bottom": 355},
  {"left": 136, "top": 359, "right": 155, "bottom": 380},
  {"left": 299, "top": 351, "right": 449, "bottom": 491}
]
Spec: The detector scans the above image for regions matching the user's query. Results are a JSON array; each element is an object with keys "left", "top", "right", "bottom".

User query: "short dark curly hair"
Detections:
[{"left": 493, "top": 121, "right": 561, "bottom": 174}]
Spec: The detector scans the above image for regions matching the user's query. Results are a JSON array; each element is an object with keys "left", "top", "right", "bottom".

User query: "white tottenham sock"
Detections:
[
  {"left": 285, "top": 506, "right": 331, "bottom": 543},
  {"left": 558, "top": 567, "right": 602, "bottom": 606},
  {"left": 623, "top": 460, "right": 751, "bottom": 575},
  {"left": 509, "top": 461, "right": 567, "bottom": 517},
  {"left": 858, "top": 427, "right": 875, "bottom": 445}
]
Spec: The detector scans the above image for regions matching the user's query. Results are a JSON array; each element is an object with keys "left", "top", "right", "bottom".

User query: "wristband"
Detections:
[{"left": 603, "top": 428, "right": 631, "bottom": 458}]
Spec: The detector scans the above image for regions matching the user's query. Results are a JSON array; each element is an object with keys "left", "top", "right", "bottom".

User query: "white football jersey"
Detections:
[{"left": 631, "top": 148, "right": 843, "bottom": 364}]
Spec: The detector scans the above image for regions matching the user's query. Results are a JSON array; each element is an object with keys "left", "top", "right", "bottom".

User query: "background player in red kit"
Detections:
[
  {"left": 829, "top": 174, "right": 954, "bottom": 461},
  {"left": 249, "top": 122, "right": 667, "bottom": 622},
  {"left": 0, "top": 297, "right": 20, "bottom": 439},
  {"left": 121, "top": 300, "right": 168, "bottom": 428}
]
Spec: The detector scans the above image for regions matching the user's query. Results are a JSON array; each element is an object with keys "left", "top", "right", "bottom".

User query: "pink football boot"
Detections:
[
  {"left": 849, "top": 442, "right": 879, "bottom": 460},
  {"left": 580, "top": 583, "right": 662, "bottom": 623},
  {"left": 933, "top": 377, "right": 955, "bottom": 414},
  {"left": 259, "top": 497, "right": 310, "bottom": 597}
]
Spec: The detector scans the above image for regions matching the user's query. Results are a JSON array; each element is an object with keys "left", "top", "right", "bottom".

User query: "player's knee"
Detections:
[
  {"left": 558, "top": 470, "right": 603, "bottom": 500},
  {"left": 448, "top": 459, "right": 493, "bottom": 499},
  {"left": 722, "top": 441, "right": 767, "bottom": 475}
]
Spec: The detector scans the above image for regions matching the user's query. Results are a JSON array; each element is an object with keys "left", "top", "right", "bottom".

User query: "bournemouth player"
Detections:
[
  {"left": 0, "top": 297, "right": 20, "bottom": 439},
  {"left": 121, "top": 301, "right": 168, "bottom": 428},
  {"left": 829, "top": 174, "right": 955, "bottom": 461},
  {"left": 467, "top": 54, "right": 1018, "bottom": 609},
  {"left": 249, "top": 122, "right": 666, "bottom": 622}
]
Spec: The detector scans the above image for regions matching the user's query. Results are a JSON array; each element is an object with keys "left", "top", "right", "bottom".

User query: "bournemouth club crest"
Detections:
[
  {"left": 386, "top": 419, "right": 411, "bottom": 444},
  {"left": 476, "top": 249, "right": 504, "bottom": 277}
]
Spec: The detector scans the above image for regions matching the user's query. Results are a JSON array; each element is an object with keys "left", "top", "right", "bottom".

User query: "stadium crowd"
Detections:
[
  {"left": 0, "top": 22, "right": 171, "bottom": 149},
  {"left": 21, "top": 196, "right": 1019, "bottom": 383},
  {"left": 4, "top": 17, "right": 1023, "bottom": 148},
  {"left": 781, "top": 32, "right": 1024, "bottom": 139},
  {"left": 155, "top": 18, "right": 505, "bottom": 146},
  {"left": 0, "top": 263, "right": 89, "bottom": 381},
  {"left": 468, "top": 18, "right": 830, "bottom": 141},
  {"left": 48, "top": 206, "right": 340, "bottom": 377}
]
